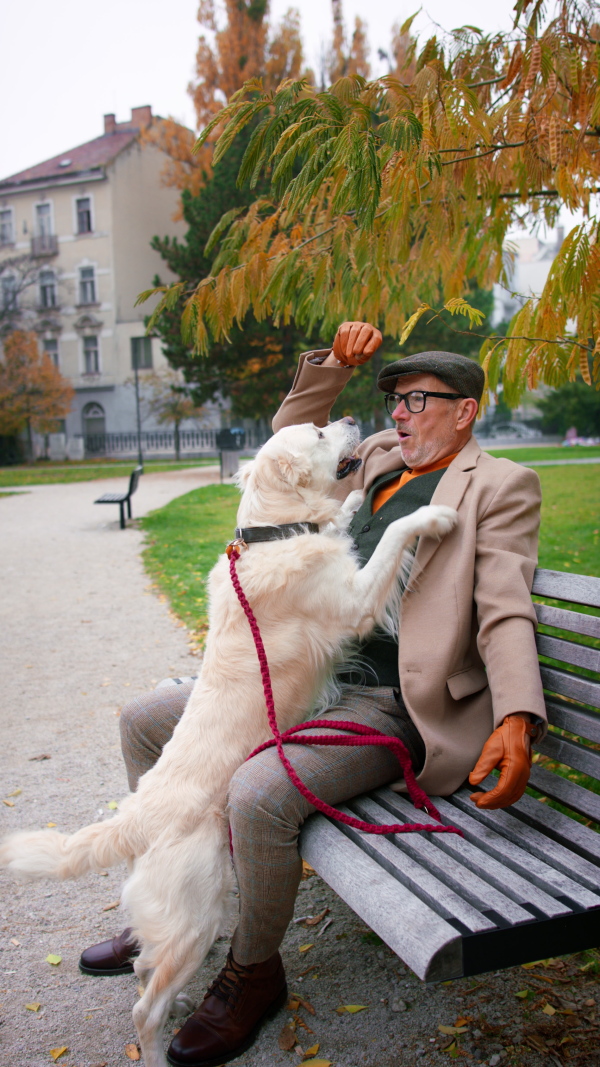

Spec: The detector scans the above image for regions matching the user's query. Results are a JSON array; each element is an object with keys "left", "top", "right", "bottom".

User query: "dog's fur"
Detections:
[{"left": 0, "top": 420, "right": 457, "bottom": 1066}]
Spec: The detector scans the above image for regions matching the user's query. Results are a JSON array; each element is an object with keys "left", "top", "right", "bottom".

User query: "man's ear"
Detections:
[{"left": 277, "top": 451, "right": 312, "bottom": 488}]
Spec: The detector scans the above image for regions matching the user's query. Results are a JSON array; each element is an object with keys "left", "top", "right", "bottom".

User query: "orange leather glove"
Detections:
[
  {"left": 469, "top": 714, "right": 537, "bottom": 810},
  {"left": 332, "top": 321, "right": 383, "bottom": 366}
]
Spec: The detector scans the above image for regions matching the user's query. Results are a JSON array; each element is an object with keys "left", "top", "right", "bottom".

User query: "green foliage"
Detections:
[{"left": 536, "top": 378, "right": 600, "bottom": 436}]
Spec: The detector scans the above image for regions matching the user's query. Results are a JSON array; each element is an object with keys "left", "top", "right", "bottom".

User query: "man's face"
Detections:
[{"left": 389, "top": 372, "right": 475, "bottom": 468}]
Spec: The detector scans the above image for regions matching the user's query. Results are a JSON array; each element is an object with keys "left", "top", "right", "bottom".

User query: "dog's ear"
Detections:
[
  {"left": 277, "top": 451, "right": 312, "bottom": 489},
  {"left": 234, "top": 461, "right": 254, "bottom": 489}
]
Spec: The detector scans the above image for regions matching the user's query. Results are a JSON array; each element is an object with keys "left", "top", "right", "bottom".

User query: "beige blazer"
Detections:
[{"left": 273, "top": 352, "right": 547, "bottom": 796}]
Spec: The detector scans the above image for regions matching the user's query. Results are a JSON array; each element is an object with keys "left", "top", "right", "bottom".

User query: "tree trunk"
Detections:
[
  {"left": 26, "top": 418, "right": 34, "bottom": 463},
  {"left": 174, "top": 421, "right": 181, "bottom": 461}
]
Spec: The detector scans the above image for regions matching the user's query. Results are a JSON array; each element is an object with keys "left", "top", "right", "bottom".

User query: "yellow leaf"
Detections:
[
  {"left": 124, "top": 1043, "right": 141, "bottom": 1060},
  {"left": 336, "top": 1004, "right": 368, "bottom": 1014},
  {"left": 102, "top": 900, "right": 120, "bottom": 911},
  {"left": 3, "top": 799, "right": 15, "bottom": 807},
  {"left": 304, "top": 1045, "right": 320, "bottom": 1057},
  {"left": 439, "top": 1025, "right": 468, "bottom": 1035},
  {"left": 46, "top": 823, "right": 57, "bottom": 828},
  {"left": 49, "top": 1049, "right": 68, "bottom": 1062},
  {"left": 45, "top": 954, "right": 62, "bottom": 966},
  {"left": 302, "top": 1061, "right": 331, "bottom": 1067},
  {"left": 515, "top": 989, "right": 530, "bottom": 998},
  {"left": 542, "top": 1003, "right": 556, "bottom": 1015},
  {"left": 107, "top": 801, "right": 118, "bottom": 810},
  {"left": 7, "top": 788, "right": 22, "bottom": 797},
  {"left": 299, "top": 944, "right": 314, "bottom": 953},
  {"left": 26, "top": 1002, "right": 41, "bottom": 1011}
]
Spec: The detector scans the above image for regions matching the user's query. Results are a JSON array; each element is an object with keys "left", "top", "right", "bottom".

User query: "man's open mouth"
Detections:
[{"left": 336, "top": 455, "right": 362, "bottom": 480}]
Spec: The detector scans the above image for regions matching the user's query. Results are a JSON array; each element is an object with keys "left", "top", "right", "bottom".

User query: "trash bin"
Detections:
[{"left": 217, "top": 428, "right": 246, "bottom": 481}]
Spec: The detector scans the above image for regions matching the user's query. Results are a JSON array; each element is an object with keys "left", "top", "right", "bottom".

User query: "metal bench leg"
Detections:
[
  {"left": 127, "top": 498, "right": 132, "bottom": 519},
  {"left": 120, "top": 502, "right": 125, "bottom": 529}
]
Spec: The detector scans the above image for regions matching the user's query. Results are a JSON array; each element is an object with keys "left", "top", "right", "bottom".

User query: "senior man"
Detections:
[{"left": 79, "top": 323, "right": 546, "bottom": 1067}]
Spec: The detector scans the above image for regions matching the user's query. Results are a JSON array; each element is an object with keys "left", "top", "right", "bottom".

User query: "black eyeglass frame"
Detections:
[{"left": 384, "top": 389, "right": 467, "bottom": 415}]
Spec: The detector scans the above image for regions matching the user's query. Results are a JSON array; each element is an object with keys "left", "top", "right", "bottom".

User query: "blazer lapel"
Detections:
[{"left": 408, "top": 436, "right": 481, "bottom": 584}]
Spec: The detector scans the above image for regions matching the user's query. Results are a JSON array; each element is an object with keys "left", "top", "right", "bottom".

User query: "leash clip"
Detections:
[{"left": 226, "top": 537, "right": 248, "bottom": 559}]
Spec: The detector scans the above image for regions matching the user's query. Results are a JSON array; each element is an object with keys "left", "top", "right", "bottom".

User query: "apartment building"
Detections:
[{"left": 0, "top": 106, "right": 205, "bottom": 443}]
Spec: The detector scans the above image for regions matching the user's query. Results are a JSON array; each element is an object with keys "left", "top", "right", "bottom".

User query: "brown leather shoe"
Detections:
[
  {"left": 79, "top": 927, "right": 140, "bottom": 976},
  {"left": 167, "top": 950, "right": 287, "bottom": 1066}
]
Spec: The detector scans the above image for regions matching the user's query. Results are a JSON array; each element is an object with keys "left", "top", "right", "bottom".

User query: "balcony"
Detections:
[{"left": 31, "top": 234, "right": 59, "bottom": 257}]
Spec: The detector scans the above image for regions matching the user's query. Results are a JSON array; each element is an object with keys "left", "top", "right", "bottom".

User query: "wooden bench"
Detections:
[
  {"left": 299, "top": 567, "right": 600, "bottom": 982},
  {"left": 95, "top": 467, "right": 142, "bottom": 529}
]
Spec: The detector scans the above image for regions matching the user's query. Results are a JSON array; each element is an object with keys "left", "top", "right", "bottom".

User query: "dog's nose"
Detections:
[{"left": 340, "top": 416, "right": 356, "bottom": 425}]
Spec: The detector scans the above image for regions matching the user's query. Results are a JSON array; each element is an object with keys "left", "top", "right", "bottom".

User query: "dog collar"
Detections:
[{"left": 234, "top": 523, "right": 319, "bottom": 545}]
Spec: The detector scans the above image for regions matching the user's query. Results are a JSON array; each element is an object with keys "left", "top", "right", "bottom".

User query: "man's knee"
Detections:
[{"left": 228, "top": 754, "right": 306, "bottom": 832}]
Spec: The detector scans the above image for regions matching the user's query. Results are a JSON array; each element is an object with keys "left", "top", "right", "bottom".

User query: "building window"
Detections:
[
  {"left": 76, "top": 197, "right": 92, "bottom": 234},
  {"left": 36, "top": 202, "right": 52, "bottom": 237},
  {"left": 83, "top": 335, "right": 100, "bottom": 375},
  {"left": 43, "top": 337, "right": 59, "bottom": 367},
  {"left": 79, "top": 266, "right": 96, "bottom": 305},
  {"left": 1, "top": 273, "right": 17, "bottom": 311},
  {"left": 39, "top": 268, "right": 57, "bottom": 308},
  {"left": 131, "top": 336, "right": 153, "bottom": 369},
  {"left": 0, "top": 208, "right": 14, "bottom": 245}
]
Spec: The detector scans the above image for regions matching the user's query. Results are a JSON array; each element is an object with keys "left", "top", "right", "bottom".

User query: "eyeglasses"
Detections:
[{"left": 384, "top": 390, "right": 467, "bottom": 416}]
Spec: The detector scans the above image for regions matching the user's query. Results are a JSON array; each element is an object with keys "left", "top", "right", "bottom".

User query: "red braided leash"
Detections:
[{"left": 229, "top": 547, "right": 462, "bottom": 838}]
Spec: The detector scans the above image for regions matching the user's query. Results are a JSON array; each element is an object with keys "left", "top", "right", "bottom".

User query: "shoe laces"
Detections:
[{"left": 205, "top": 952, "right": 255, "bottom": 1008}]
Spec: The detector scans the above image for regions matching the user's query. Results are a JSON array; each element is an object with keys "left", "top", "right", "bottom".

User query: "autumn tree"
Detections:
[
  {"left": 142, "top": 369, "right": 205, "bottom": 460},
  {"left": 147, "top": 0, "right": 600, "bottom": 406},
  {"left": 0, "top": 331, "right": 74, "bottom": 460}
]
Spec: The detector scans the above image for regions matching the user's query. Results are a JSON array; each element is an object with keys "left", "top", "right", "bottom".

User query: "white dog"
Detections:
[{"left": 1, "top": 419, "right": 457, "bottom": 1067}]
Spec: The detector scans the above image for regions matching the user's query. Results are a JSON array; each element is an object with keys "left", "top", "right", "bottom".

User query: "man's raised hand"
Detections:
[{"left": 332, "top": 321, "right": 383, "bottom": 366}]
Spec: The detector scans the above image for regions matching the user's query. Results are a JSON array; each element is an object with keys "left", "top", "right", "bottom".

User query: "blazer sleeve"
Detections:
[
  {"left": 473, "top": 463, "right": 547, "bottom": 731},
  {"left": 272, "top": 351, "right": 353, "bottom": 433}
]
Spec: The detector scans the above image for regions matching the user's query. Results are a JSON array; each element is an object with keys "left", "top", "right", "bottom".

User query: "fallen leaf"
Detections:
[
  {"left": 317, "top": 918, "right": 333, "bottom": 937},
  {"left": 90, "top": 1062, "right": 107, "bottom": 1066},
  {"left": 10, "top": 938, "right": 20, "bottom": 947},
  {"left": 299, "top": 944, "right": 314, "bottom": 953},
  {"left": 287, "top": 998, "right": 300, "bottom": 1011},
  {"left": 290, "top": 994, "right": 315, "bottom": 1015},
  {"left": 302, "top": 1061, "right": 331, "bottom": 1067},
  {"left": 305, "top": 908, "right": 329, "bottom": 927},
  {"left": 298, "top": 965, "right": 317, "bottom": 978},
  {"left": 302, "top": 861, "right": 314, "bottom": 873},
  {"left": 49, "top": 1049, "right": 68, "bottom": 1062},
  {"left": 107, "top": 801, "right": 118, "bottom": 810},
  {"left": 102, "top": 900, "right": 120, "bottom": 911},
  {"left": 45, "top": 954, "right": 62, "bottom": 966},
  {"left": 124, "top": 1044, "right": 141, "bottom": 1060},
  {"left": 542, "top": 1003, "right": 556, "bottom": 1015},
  {"left": 278, "top": 1023, "right": 297, "bottom": 1050},
  {"left": 515, "top": 989, "right": 531, "bottom": 999},
  {"left": 294, "top": 1014, "right": 315, "bottom": 1034},
  {"left": 46, "top": 823, "right": 57, "bottom": 828},
  {"left": 98, "top": 870, "right": 108, "bottom": 876},
  {"left": 3, "top": 799, "right": 15, "bottom": 807},
  {"left": 454, "top": 1016, "right": 472, "bottom": 1027},
  {"left": 26, "top": 1002, "right": 41, "bottom": 1011},
  {"left": 7, "top": 788, "right": 22, "bottom": 797},
  {"left": 304, "top": 1045, "right": 320, "bottom": 1057},
  {"left": 29, "top": 754, "right": 51, "bottom": 761},
  {"left": 336, "top": 1004, "right": 368, "bottom": 1014},
  {"left": 439, "top": 1025, "right": 469, "bottom": 1035}
]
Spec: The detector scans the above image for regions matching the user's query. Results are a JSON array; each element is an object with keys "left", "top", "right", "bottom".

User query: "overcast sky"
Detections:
[{"left": 2, "top": 0, "right": 520, "bottom": 180}]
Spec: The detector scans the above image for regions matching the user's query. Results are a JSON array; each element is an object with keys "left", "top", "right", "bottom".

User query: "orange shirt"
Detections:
[{"left": 372, "top": 452, "right": 460, "bottom": 514}]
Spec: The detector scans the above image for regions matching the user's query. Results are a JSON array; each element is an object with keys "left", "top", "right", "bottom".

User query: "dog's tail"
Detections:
[{"left": 0, "top": 814, "right": 141, "bottom": 881}]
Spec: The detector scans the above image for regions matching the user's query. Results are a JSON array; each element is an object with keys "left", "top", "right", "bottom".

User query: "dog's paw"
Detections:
[
  {"left": 170, "top": 992, "right": 197, "bottom": 1019},
  {"left": 412, "top": 505, "right": 458, "bottom": 539}
]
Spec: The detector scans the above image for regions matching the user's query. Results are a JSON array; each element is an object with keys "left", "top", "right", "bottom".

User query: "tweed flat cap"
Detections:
[{"left": 377, "top": 351, "right": 485, "bottom": 403}]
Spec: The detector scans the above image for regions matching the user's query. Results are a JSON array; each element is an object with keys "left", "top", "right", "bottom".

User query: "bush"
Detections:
[
  {"left": 537, "top": 380, "right": 600, "bottom": 437},
  {"left": 0, "top": 434, "right": 24, "bottom": 466}
]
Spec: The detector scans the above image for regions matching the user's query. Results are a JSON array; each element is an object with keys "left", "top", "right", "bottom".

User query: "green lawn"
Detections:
[
  {"left": 0, "top": 458, "right": 219, "bottom": 486},
  {"left": 486, "top": 445, "right": 600, "bottom": 463}
]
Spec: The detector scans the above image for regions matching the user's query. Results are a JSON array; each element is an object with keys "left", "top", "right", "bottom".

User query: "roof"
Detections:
[{"left": 0, "top": 128, "right": 141, "bottom": 190}]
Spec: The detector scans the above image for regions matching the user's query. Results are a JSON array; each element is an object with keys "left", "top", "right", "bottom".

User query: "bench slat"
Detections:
[
  {"left": 532, "top": 568, "right": 600, "bottom": 608},
  {"left": 528, "top": 764, "right": 600, "bottom": 825},
  {"left": 535, "top": 602, "right": 600, "bottom": 639},
  {"left": 299, "top": 814, "right": 463, "bottom": 982},
  {"left": 536, "top": 633, "right": 600, "bottom": 672},
  {"left": 450, "top": 787, "right": 600, "bottom": 891},
  {"left": 95, "top": 493, "right": 129, "bottom": 503},
  {"left": 499, "top": 789, "right": 600, "bottom": 867},
  {"left": 546, "top": 698, "right": 600, "bottom": 743},
  {"left": 536, "top": 731, "right": 600, "bottom": 780},
  {"left": 343, "top": 800, "right": 536, "bottom": 925},
  {"left": 540, "top": 664, "right": 600, "bottom": 708},
  {"left": 358, "top": 794, "right": 571, "bottom": 919},
  {"left": 326, "top": 805, "right": 497, "bottom": 934},
  {"left": 406, "top": 791, "right": 600, "bottom": 910}
]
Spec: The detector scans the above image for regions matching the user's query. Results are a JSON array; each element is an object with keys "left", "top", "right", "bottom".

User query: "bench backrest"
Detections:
[
  {"left": 529, "top": 567, "right": 600, "bottom": 834},
  {"left": 129, "top": 467, "right": 143, "bottom": 496}
]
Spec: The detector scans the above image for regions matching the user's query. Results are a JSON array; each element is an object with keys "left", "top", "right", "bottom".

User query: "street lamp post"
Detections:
[{"left": 133, "top": 352, "right": 144, "bottom": 471}]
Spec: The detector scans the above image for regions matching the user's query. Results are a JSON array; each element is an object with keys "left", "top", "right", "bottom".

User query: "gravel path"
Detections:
[{"left": 1, "top": 471, "right": 596, "bottom": 1067}]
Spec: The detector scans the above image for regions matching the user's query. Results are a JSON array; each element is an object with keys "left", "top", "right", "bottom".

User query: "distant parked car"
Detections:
[{"left": 485, "top": 422, "right": 542, "bottom": 439}]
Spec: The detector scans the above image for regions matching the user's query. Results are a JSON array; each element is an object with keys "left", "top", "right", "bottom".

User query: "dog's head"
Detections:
[{"left": 236, "top": 420, "right": 361, "bottom": 525}]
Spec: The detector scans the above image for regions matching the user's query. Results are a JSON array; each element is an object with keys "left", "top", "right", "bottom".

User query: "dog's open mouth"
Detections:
[{"left": 336, "top": 455, "right": 362, "bottom": 480}]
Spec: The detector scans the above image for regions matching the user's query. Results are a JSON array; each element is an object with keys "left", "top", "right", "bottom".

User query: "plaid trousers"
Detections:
[{"left": 120, "top": 683, "right": 424, "bottom": 965}]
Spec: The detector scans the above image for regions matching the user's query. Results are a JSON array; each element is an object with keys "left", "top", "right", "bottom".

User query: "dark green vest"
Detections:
[{"left": 339, "top": 466, "right": 447, "bottom": 688}]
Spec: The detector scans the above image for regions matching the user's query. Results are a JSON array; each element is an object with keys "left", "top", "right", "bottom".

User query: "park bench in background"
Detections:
[
  {"left": 95, "top": 467, "right": 142, "bottom": 529},
  {"left": 299, "top": 567, "right": 600, "bottom": 983}
]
